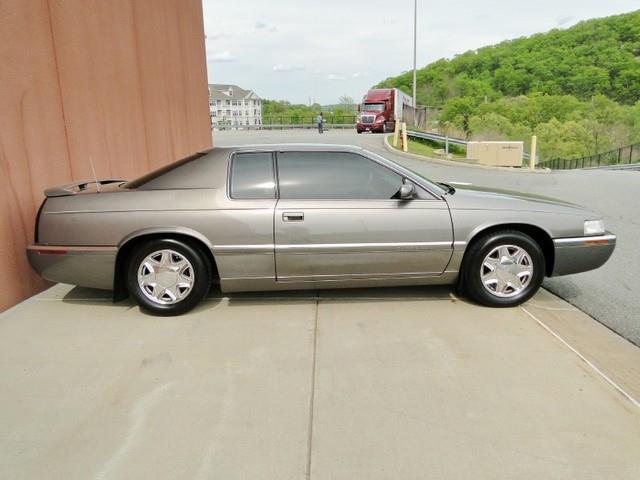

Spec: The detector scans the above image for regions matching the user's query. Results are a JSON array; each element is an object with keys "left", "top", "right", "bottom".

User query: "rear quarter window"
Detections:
[
  {"left": 125, "top": 150, "right": 218, "bottom": 190},
  {"left": 230, "top": 152, "right": 276, "bottom": 199}
]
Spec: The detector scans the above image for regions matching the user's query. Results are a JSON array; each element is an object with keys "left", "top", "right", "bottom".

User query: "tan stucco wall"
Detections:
[{"left": 0, "top": 0, "right": 212, "bottom": 311}]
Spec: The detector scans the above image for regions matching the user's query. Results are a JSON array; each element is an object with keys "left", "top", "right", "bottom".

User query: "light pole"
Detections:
[{"left": 412, "top": 0, "right": 417, "bottom": 108}]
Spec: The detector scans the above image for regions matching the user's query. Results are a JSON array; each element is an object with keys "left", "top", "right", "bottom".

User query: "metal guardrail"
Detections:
[
  {"left": 587, "top": 163, "right": 640, "bottom": 171},
  {"left": 407, "top": 130, "right": 531, "bottom": 161},
  {"left": 407, "top": 130, "right": 467, "bottom": 147}
]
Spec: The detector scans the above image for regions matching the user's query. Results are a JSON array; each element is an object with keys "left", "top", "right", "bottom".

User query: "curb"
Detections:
[{"left": 383, "top": 135, "right": 551, "bottom": 174}]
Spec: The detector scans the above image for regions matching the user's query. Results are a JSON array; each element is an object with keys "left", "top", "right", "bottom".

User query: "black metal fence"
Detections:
[
  {"left": 262, "top": 115, "right": 356, "bottom": 128},
  {"left": 212, "top": 115, "right": 357, "bottom": 130},
  {"left": 539, "top": 142, "right": 640, "bottom": 170}
]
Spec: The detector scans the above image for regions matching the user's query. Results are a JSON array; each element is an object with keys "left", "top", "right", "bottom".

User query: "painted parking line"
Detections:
[{"left": 521, "top": 306, "right": 640, "bottom": 409}]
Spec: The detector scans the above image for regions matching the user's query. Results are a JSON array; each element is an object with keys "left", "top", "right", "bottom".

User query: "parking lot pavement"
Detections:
[{"left": 1, "top": 285, "right": 639, "bottom": 479}]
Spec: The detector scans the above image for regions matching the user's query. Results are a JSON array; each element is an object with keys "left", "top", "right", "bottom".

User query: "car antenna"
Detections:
[{"left": 89, "top": 155, "right": 100, "bottom": 193}]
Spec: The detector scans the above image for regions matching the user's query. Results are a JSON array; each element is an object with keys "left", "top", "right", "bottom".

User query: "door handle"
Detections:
[{"left": 282, "top": 212, "right": 304, "bottom": 222}]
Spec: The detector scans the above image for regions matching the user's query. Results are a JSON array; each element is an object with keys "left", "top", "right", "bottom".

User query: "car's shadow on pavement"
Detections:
[
  {"left": 214, "top": 285, "right": 458, "bottom": 304},
  {"left": 61, "top": 284, "right": 462, "bottom": 316}
]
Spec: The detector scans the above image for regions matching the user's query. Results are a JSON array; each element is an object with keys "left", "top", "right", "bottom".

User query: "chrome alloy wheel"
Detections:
[
  {"left": 480, "top": 245, "right": 533, "bottom": 298},
  {"left": 137, "top": 249, "right": 195, "bottom": 305}
]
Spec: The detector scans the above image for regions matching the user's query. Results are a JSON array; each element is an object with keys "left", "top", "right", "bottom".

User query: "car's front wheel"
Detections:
[
  {"left": 461, "top": 230, "right": 545, "bottom": 307},
  {"left": 127, "top": 239, "right": 211, "bottom": 316}
]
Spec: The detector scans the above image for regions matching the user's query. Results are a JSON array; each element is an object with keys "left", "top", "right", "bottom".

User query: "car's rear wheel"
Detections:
[
  {"left": 127, "top": 239, "right": 211, "bottom": 316},
  {"left": 461, "top": 230, "right": 544, "bottom": 307}
]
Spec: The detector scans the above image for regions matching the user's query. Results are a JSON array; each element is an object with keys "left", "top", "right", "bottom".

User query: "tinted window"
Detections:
[
  {"left": 230, "top": 152, "right": 275, "bottom": 199},
  {"left": 277, "top": 152, "right": 402, "bottom": 199}
]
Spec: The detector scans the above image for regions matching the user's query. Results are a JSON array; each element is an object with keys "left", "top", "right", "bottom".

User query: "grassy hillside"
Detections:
[{"left": 377, "top": 10, "right": 640, "bottom": 160}]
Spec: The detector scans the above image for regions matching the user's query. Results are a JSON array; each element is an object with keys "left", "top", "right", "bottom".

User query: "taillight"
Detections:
[{"left": 34, "top": 198, "right": 47, "bottom": 243}]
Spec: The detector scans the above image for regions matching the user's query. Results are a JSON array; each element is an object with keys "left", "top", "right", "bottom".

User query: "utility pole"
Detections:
[{"left": 412, "top": 0, "right": 417, "bottom": 107}]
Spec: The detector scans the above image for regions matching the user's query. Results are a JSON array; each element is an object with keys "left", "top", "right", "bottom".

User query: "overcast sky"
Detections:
[{"left": 202, "top": 0, "right": 638, "bottom": 105}]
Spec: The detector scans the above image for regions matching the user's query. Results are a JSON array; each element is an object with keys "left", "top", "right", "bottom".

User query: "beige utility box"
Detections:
[{"left": 467, "top": 141, "right": 524, "bottom": 167}]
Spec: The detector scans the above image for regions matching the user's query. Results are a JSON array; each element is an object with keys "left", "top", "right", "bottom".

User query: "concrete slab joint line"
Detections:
[
  {"left": 521, "top": 307, "right": 640, "bottom": 409},
  {"left": 306, "top": 298, "right": 320, "bottom": 479}
]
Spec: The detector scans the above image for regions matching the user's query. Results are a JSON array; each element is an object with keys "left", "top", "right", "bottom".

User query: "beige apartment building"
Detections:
[{"left": 209, "top": 84, "right": 263, "bottom": 129}]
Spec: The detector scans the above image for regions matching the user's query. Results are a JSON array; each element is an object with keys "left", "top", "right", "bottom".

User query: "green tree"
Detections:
[
  {"left": 440, "top": 97, "right": 478, "bottom": 137},
  {"left": 534, "top": 119, "right": 595, "bottom": 160}
]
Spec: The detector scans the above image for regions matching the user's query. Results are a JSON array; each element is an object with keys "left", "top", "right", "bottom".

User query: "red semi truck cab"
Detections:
[{"left": 356, "top": 88, "right": 413, "bottom": 133}]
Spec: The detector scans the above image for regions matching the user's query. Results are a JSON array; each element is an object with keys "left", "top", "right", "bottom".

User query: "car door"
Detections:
[
  {"left": 274, "top": 150, "right": 453, "bottom": 283},
  {"left": 220, "top": 150, "right": 278, "bottom": 287}
]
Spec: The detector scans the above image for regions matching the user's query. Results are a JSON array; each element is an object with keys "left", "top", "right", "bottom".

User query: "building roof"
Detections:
[{"left": 208, "top": 84, "right": 261, "bottom": 101}]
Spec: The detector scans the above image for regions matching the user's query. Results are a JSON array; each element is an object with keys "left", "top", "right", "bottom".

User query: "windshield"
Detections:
[
  {"left": 362, "top": 103, "right": 385, "bottom": 112},
  {"left": 362, "top": 149, "right": 447, "bottom": 196}
]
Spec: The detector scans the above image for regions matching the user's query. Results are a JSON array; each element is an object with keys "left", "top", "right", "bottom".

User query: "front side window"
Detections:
[
  {"left": 230, "top": 152, "right": 275, "bottom": 199},
  {"left": 277, "top": 152, "right": 402, "bottom": 199}
]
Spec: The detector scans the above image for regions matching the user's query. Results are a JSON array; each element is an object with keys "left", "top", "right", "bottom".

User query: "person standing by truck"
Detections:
[{"left": 317, "top": 112, "right": 324, "bottom": 134}]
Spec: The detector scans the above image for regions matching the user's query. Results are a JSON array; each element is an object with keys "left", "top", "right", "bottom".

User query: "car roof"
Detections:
[{"left": 214, "top": 144, "right": 364, "bottom": 153}]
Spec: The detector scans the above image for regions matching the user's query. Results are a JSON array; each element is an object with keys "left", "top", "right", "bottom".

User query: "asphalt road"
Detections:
[{"left": 215, "top": 129, "right": 640, "bottom": 346}]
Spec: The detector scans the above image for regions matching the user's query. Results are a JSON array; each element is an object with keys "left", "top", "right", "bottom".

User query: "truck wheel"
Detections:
[
  {"left": 461, "top": 230, "right": 544, "bottom": 307},
  {"left": 127, "top": 239, "right": 211, "bottom": 316}
]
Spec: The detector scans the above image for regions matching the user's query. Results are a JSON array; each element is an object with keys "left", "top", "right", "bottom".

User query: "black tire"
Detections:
[
  {"left": 127, "top": 239, "right": 211, "bottom": 316},
  {"left": 357, "top": 129, "right": 363, "bottom": 134},
  {"left": 461, "top": 230, "right": 545, "bottom": 307}
]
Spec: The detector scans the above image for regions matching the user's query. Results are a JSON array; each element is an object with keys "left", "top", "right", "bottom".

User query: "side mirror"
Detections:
[
  {"left": 356, "top": 104, "right": 361, "bottom": 112},
  {"left": 399, "top": 183, "right": 415, "bottom": 200}
]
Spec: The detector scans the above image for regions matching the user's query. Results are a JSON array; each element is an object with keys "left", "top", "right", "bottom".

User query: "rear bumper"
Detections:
[
  {"left": 551, "top": 233, "right": 616, "bottom": 276},
  {"left": 26, "top": 245, "right": 117, "bottom": 290}
]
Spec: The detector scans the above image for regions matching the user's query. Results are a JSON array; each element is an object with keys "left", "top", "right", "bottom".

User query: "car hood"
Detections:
[{"left": 444, "top": 183, "right": 592, "bottom": 216}]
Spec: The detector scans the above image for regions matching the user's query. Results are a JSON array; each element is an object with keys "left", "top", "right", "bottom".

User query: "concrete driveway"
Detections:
[{"left": 1, "top": 284, "right": 639, "bottom": 479}]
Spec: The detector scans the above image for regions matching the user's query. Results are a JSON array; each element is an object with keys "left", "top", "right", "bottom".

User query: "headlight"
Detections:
[
  {"left": 584, "top": 219, "right": 605, "bottom": 235},
  {"left": 375, "top": 117, "right": 385, "bottom": 123}
]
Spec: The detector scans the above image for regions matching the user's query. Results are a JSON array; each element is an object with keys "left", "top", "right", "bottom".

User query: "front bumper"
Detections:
[
  {"left": 551, "top": 233, "right": 616, "bottom": 276},
  {"left": 357, "top": 122, "right": 384, "bottom": 132},
  {"left": 26, "top": 245, "right": 117, "bottom": 290}
]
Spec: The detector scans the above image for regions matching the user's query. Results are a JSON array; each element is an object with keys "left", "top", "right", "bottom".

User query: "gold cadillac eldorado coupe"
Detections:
[{"left": 27, "top": 145, "right": 616, "bottom": 315}]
